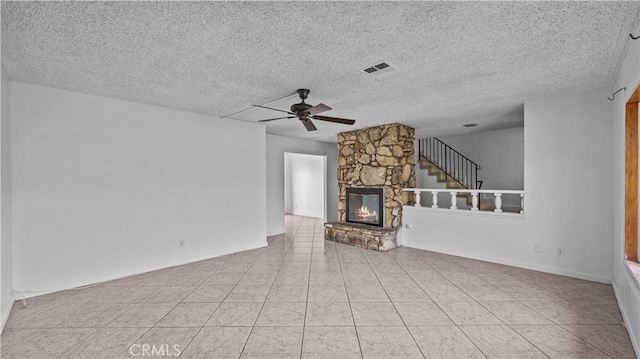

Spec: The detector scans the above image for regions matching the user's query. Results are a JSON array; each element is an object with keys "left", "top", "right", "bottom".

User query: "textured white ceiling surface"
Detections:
[{"left": 2, "top": 1, "right": 639, "bottom": 142}]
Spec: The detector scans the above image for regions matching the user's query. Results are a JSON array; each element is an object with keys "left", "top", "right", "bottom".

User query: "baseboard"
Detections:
[
  {"left": 612, "top": 275, "right": 640, "bottom": 358},
  {"left": 403, "top": 243, "right": 611, "bottom": 284},
  {"left": 1, "top": 297, "right": 13, "bottom": 333},
  {"left": 13, "top": 240, "right": 268, "bottom": 299}
]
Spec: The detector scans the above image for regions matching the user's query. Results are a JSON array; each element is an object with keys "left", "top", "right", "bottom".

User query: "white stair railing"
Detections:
[{"left": 404, "top": 188, "right": 525, "bottom": 214}]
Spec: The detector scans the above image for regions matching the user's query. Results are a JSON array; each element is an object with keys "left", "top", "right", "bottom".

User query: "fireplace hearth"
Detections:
[{"left": 346, "top": 187, "right": 383, "bottom": 227}]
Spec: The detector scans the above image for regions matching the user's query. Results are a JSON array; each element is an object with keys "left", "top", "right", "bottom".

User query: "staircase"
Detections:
[{"left": 418, "top": 137, "right": 486, "bottom": 207}]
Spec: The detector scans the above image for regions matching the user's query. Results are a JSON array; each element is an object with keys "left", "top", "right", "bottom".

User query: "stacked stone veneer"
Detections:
[{"left": 326, "top": 123, "right": 416, "bottom": 251}]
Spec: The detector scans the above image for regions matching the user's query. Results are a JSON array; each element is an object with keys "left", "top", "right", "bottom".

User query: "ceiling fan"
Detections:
[{"left": 253, "top": 89, "right": 356, "bottom": 131}]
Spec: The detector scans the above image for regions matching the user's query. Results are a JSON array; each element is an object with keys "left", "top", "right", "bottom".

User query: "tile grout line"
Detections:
[
  {"left": 298, "top": 217, "right": 317, "bottom": 359},
  {"left": 334, "top": 233, "right": 365, "bottom": 359},
  {"left": 417, "top": 250, "right": 522, "bottom": 357},
  {"left": 239, "top": 215, "right": 302, "bottom": 358},
  {"left": 176, "top": 251, "right": 252, "bottom": 358},
  {"left": 56, "top": 276, "right": 205, "bottom": 359},
  {"left": 118, "top": 251, "right": 237, "bottom": 358},
  {"left": 556, "top": 324, "right": 618, "bottom": 359},
  {"left": 10, "top": 284, "right": 144, "bottom": 357},
  {"left": 360, "top": 248, "right": 427, "bottom": 359},
  {"left": 390, "top": 250, "right": 490, "bottom": 358},
  {"left": 410, "top": 249, "right": 567, "bottom": 359}
]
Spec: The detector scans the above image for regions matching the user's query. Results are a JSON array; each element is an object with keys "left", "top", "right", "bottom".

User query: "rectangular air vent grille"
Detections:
[{"left": 363, "top": 62, "right": 397, "bottom": 76}]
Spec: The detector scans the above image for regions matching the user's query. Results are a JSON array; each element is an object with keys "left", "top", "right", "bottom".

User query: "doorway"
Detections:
[{"left": 284, "top": 152, "right": 327, "bottom": 221}]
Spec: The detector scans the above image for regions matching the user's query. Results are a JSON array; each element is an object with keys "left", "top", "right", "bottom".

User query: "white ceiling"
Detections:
[{"left": 2, "top": 1, "right": 639, "bottom": 143}]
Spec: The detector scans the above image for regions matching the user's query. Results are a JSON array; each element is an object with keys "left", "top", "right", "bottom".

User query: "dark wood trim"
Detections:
[
  {"left": 625, "top": 86, "right": 640, "bottom": 262},
  {"left": 630, "top": 85, "right": 640, "bottom": 104}
]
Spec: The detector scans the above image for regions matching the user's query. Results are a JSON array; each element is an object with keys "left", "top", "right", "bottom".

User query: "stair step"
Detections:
[
  {"left": 419, "top": 159, "right": 432, "bottom": 167},
  {"left": 447, "top": 181, "right": 464, "bottom": 188},
  {"left": 420, "top": 156, "right": 476, "bottom": 193},
  {"left": 419, "top": 159, "right": 466, "bottom": 193}
]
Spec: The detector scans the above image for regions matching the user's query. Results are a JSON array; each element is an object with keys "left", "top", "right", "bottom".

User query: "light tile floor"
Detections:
[{"left": 0, "top": 215, "right": 637, "bottom": 358}]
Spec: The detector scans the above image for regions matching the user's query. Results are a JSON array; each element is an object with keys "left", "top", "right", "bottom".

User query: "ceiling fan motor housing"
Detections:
[
  {"left": 292, "top": 89, "right": 312, "bottom": 118},
  {"left": 291, "top": 89, "right": 313, "bottom": 120},
  {"left": 291, "top": 102, "right": 312, "bottom": 114}
]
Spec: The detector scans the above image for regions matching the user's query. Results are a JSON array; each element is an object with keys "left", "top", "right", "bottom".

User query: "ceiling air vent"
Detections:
[{"left": 363, "top": 62, "right": 397, "bottom": 76}]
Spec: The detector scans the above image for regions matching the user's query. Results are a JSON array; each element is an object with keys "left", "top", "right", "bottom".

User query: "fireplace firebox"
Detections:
[{"left": 346, "top": 187, "right": 384, "bottom": 227}]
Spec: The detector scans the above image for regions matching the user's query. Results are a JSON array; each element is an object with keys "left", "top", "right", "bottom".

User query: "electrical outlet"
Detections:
[
  {"left": 179, "top": 240, "right": 185, "bottom": 248},
  {"left": 534, "top": 244, "right": 543, "bottom": 253},
  {"left": 557, "top": 247, "right": 565, "bottom": 256}
]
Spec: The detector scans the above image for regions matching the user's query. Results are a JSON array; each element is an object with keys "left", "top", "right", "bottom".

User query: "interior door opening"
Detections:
[{"left": 284, "top": 152, "right": 327, "bottom": 222}]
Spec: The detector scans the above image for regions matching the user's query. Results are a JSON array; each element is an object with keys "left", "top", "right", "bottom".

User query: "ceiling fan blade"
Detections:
[
  {"left": 307, "top": 103, "right": 332, "bottom": 115},
  {"left": 258, "top": 116, "right": 295, "bottom": 123},
  {"left": 301, "top": 118, "right": 317, "bottom": 131},
  {"left": 252, "top": 104, "right": 294, "bottom": 115},
  {"left": 311, "top": 115, "right": 356, "bottom": 125}
]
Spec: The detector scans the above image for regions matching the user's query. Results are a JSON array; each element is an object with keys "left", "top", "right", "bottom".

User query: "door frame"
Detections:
[{"left": 625, "top": 84, "right": 640, "bottom": 261}]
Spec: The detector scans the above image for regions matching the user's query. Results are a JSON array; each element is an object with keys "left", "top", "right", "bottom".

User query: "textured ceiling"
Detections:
[{"left": 2, "top": 2, "right": 639, "bottom": 142}]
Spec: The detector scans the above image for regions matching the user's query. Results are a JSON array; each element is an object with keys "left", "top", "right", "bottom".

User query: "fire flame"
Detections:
[{"left": 357, "top": 206, "right": 378, "bottom": 221}]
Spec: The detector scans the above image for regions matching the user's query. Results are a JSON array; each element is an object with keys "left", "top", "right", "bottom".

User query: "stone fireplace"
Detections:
[{"left": 325, "top": 123, "right": 416, "bottom": 251}]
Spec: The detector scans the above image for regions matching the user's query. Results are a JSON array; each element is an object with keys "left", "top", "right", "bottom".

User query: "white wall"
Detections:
[
  {"left": 1, "top": 65, "right": 13, "bottom": 330},
  {"left": 404, "top": 91, "right": 614, "bottom": 283},
  {"left": 10, "top": 83, "right": 267, "bottom": 295},
  {"left": 266, "top": 134, "right": 337, "bottom": 235},
  {"left": 524, "top": 91, "right": 613, "bottom": 280},
  {"left": 612, "top": 31, "right": 640, "bottom": 355},
  {"left": 284, "top": 152, "right": 325, "bottom": 219},
  {"left": 438, "top": 127, "right": 524, "bottom": 190},
  {"left": 403, "top": 207, "right": 530, "bottom": 265}
]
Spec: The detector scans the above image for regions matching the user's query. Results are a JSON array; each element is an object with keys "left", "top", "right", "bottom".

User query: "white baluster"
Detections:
[
  {"left": 450, "top": 192, "right": 458, "bottom": 210},
  {"left": 494, "top": 193, "right": 503, "bottom": 213},
  {"left": 520, "top": 193, "right": 524, "bottom": 214},
  {"left": 431, "top": 191, "right": 439, "bottom": 208},
  {"left": 471, "top": 192, "right": 479, "bottom": 211},
  {"left": 414, "top": 191, "right": 422, "bottom": 207}
]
